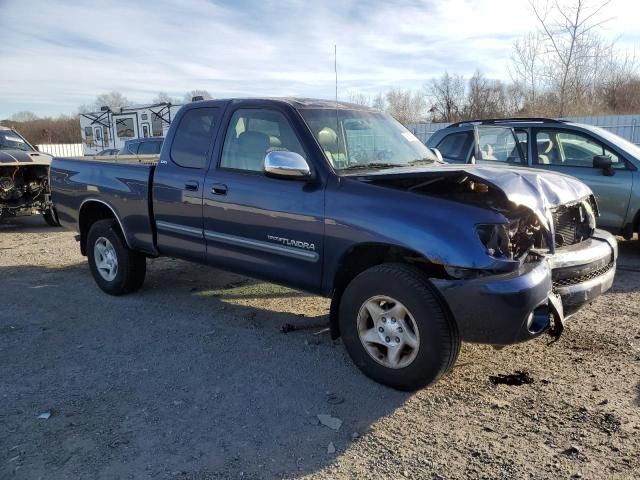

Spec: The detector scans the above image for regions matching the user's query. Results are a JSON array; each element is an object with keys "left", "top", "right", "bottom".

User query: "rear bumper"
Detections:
[{"left": 431, "top": 229, "right": 617, "bottom": 345}]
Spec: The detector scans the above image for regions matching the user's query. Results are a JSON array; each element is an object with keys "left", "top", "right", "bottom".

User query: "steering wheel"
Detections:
[{"left": 351, "top": 146, "right": 368, "bottom": 163}]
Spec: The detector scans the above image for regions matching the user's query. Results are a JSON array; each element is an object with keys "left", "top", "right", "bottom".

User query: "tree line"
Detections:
[
  {"left": 1, "top": 90, "right": 213, "bottom": 145},
  {"left": 350, "top": 0, "right": 640, "bottom": 124},
  {"left": 3, "top": 0, "right": 637, "bottom": 144}
]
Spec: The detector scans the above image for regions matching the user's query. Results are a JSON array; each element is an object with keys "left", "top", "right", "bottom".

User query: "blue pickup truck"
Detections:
[{"left": 51, "top": 98, "right": 617, "bottom": 390}]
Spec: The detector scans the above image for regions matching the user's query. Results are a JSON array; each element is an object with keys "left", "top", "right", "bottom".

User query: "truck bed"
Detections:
[{"left": 50, "top": 157, "right": 157, "bottom": 254}]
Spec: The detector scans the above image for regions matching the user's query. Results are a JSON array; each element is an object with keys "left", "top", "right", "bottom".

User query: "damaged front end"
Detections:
[
  {"left": 0, "top": 164, "right": 53, "bottom": 220},
  {"left": 357, "top": 165, "right": 617, "bottom": 345}
]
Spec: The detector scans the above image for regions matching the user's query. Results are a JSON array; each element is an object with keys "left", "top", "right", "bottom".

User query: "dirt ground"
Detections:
[{"left": 1, "top": 216, "right": 639, "bottom": 480}]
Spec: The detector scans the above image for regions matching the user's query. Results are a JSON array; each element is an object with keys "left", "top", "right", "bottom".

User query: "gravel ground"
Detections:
[{"left": 1, "top": 216, "right": 639, "bottom": 480}]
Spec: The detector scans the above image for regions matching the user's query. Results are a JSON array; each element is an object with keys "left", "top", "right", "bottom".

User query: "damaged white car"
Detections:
[{"left": 0, "top": 126, "right": 59, "bottom": 225}]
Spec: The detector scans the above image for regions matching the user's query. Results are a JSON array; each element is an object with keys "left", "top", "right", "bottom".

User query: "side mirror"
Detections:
[
  {"left": 431, "top": 147, "right": 443, "bottom": 163},
  {"left": 593, "top": 155, "right": 614, "bottom": 176},
  {"left": 264, "top": 151, "right": 311, "bottom": 179}
]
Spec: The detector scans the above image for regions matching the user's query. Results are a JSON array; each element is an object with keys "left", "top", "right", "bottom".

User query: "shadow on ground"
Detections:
[{"left": 0, "top": 258, "right": 410, "bottom": 479}]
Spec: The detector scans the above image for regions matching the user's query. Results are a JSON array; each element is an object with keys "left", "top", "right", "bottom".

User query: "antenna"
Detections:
[{"left": 334, "top": 44, "right": 338, "bottom": 104}]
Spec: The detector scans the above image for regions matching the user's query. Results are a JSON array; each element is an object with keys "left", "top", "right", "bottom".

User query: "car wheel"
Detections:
[
  {"left": 42, "top": 208, "right": 61, "bottom": 226},
  {"left": 339, "top": 263, "right": 460, "bottom": 390},
  {"left": 87, "top": 219, "right": 146, "bottom": 295}
]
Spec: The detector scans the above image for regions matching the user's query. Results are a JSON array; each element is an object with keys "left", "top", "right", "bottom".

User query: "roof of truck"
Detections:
[{"left": 219, "top": 97, "right": 377, "bottom": 111}]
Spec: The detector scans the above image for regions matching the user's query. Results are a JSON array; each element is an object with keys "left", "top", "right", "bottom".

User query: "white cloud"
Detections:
[{"left": 0, "top": 0, "right": 638, "bottom": 118}]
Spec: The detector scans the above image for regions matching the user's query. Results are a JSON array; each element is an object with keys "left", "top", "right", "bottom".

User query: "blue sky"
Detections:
[{"left": 0, "top": 0, "right": 638, "bottom": 119}]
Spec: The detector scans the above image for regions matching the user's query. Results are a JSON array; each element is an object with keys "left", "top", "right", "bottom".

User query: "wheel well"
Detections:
[
  {"left": 329, "top": 243, "right": 448, "bottom": 339},
  {"left": 78, "top": 202, "right": 118, "bottom": 255}
]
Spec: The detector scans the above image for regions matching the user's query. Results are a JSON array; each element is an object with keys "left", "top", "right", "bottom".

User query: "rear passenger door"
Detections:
[
  {"left": 202, "top": 106, "right": 325, "bottom": 292},
  {"left": 153, "top": 107, "right": 221, "bottom": 262},
  {"left": 531, "top": 128, "right": 634, "bottom": 231}
]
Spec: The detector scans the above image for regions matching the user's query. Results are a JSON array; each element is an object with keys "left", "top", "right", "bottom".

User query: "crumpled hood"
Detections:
[
  {"left": 0, "top": 150, "right": 52, "bottom": 166},
  {"left": 352, "top": 164, "right": 594, "bottom": 228}
]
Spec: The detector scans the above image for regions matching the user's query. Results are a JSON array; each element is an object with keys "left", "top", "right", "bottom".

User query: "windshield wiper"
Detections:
[
  {"left": 341, "top": 162, "right": 401, "bottom": 171},
  {"left": 408, "top": 158, "right": 438, "bottom": 165}
]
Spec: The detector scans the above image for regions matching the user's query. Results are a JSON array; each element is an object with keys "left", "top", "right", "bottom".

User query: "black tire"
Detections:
[
  {"left": 43, "top": 208, "right": 61, "bottom": 226},
  {"left": 86, "top": 219, "right": 146, "bottom": 295},
  {"left": 339, "top": 263, "right": 460, "bottom": 390}
]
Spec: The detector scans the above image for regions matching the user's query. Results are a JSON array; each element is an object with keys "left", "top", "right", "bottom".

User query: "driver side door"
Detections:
[{"left": 202, "top": 105, "right": 325, "bottom": 292}]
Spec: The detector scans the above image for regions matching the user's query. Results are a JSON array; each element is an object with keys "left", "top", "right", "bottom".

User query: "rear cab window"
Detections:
[{"left": 170, "top": 108, "right": 219, "bottom": 169}]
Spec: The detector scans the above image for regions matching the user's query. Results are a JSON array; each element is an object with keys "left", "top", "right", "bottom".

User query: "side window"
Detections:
[
  {"left": 436, "top": 132, "right": 473, "bottom": 161},
  {"left": 84, "top": 126, "right": 94, "bottom": 146},
  {"left": 514, "top": 129, "right": 528, "bottom": 161},
  {"left": 116, "top": 118, "right": 135, "bottom": 138},
  {"left": 138, "top": 140, "right": 162, "bottom": 155},
  {"left": 220, "top": 109, "right": 305, "bottom": 172},
  {"left": 170, "top": 107, "right": 218, "bottom": 169},
  {"left": 535, "top": 130, "right": 623, "bottom": 168},
  {"left": 476, "top": 127, "right": 524, "bottom": 164},
  {"left": 152, "top": 115, "right": 163, "bottom": 137}
]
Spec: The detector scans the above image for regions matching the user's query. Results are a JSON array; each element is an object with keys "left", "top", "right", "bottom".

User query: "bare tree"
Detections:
[
  {"left": 510, "top": 32, "right": 545, "bottom": 111},
  {"left": 78, "top": 91, "right": 131, "bottom": 113},
  {"left": 529, "top": 0, "right": 614, "bottom": 116},
  {"left": 184, "top": 89, "right": 213, "bottom": 102},
  {"left": 371, "top": 93, "right": 386, "bottom": 111},
  {"left": 426, "top": 72, "right": 466, "bottom": 122},
  {"left": 384, "top": 89, "right": 426, "bottom": 125},
  {"left": 153, "top": 91, "right": 181, "bottom": 104},
  {"left": 10, "top": 111, "right": 38, "bottom": 122},
  {"left": 465, "top": 71, "right": 511, "bottom": 119},
  {"left": 346, "top": 90, "right": 370, "bottom": 106}
]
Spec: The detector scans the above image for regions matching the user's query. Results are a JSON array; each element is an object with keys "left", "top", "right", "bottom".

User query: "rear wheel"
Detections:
[
  {"left": 87, "top": 219, "right": 146, "bottom": 295},
  {"left": 339, "top": 263, "right": 460, "bottom": 390}
]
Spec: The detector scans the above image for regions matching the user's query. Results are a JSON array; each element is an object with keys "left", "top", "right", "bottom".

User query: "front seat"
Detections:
[
  {"left": 537, "top": 139, "right": 554, "bottom": 164},
  {"left": 235, "top": 131, "right": 270, "bottom": 171}
]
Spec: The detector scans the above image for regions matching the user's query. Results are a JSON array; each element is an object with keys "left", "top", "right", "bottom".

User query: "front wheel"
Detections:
[
  {"left": 87, "top": 219, "right": 146, "bottom": 295},
  {"left": 43, "top": 208, "right": 60, "bottom": 226},
  {"left": 339, "top": 263, "right": 460, "bottom": 390}
]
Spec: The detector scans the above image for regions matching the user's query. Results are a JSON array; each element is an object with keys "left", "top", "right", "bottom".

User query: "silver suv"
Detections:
[{"left": 427, "top": 118, "right": 640, "bottom": 239}]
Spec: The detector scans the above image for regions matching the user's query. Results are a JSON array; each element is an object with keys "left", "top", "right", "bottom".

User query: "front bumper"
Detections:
[{"left": 431, "top": 229, "right": 617, "bottom": 345}]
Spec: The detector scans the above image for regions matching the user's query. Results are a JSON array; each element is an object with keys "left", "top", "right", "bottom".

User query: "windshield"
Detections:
[
  {"left": 299, "top": 109, "right": 438, "bottom": 172},
  {"left": 585, "top": 125, "right": 640, "bottom": 159},
  {"left": 0, "top": 130, "right": 33, "bottom": 152}
]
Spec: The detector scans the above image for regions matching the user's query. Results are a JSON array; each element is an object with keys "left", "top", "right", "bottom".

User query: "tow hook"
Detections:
[{"left": 547, "top": 293, "right": 565, "bottom": 342}]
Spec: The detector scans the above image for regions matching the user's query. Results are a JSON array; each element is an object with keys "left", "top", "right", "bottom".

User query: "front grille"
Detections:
[
  {"left": 552, "top": 261, "right": 614, "bottom": 291},
  {"left": 552, "top": 205, "right": 579, "bottom": 246}
]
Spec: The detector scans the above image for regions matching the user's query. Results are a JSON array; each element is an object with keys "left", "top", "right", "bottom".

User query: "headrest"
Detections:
[
  {"left": 237, "top": 131, "right": 270, "bottom": 151},
  {"left": 537, "top": 139, "right": 553, "bottom": 154},
  {"left": 269, "top": 135, "right": 282, "bottom": 147},
  {"left": 317, "top": 127, "right": 338, "bottom": 147}
]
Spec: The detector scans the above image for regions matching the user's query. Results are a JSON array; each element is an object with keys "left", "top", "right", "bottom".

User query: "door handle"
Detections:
[
  {"left": 184, "top": 181, "right": 199, "bottom": 192},
  {"left": 211, "top": 183, "right": 228, "bottom": 195}
]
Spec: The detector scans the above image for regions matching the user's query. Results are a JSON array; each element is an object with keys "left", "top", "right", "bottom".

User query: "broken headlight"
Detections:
[{"left": 476, "top": 223, "right": 511, "bottom": 259}]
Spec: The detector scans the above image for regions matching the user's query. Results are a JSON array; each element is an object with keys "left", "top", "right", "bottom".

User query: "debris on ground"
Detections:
[
  {"left": 37, "top": 411, "right": 51, "bottom": 419},
  {"left": 280, "top": 323, "right": 296, "bottom": 333},
  {"left": 326, "top": 393, "right": 344, "bottom": 405},
  {"left": 489, "top": 370, "right": 534, "bottom": 386},
  {"left": 317, "top": 414, "right": 342, "bottom": 431},
  {"left": 561, "top": 446, "right": 588, "bottom": 461},
  {"left": 327, "top": 442, "right": 336, "bottom": 454}
]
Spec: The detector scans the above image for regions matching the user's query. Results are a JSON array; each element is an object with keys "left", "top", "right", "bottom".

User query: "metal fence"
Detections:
[
  {"left": 407, "top": 114, "right": 640, "bottom": 145},
  {"left": 36, "top": 143, "right": 83, "bottom": 157}
]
